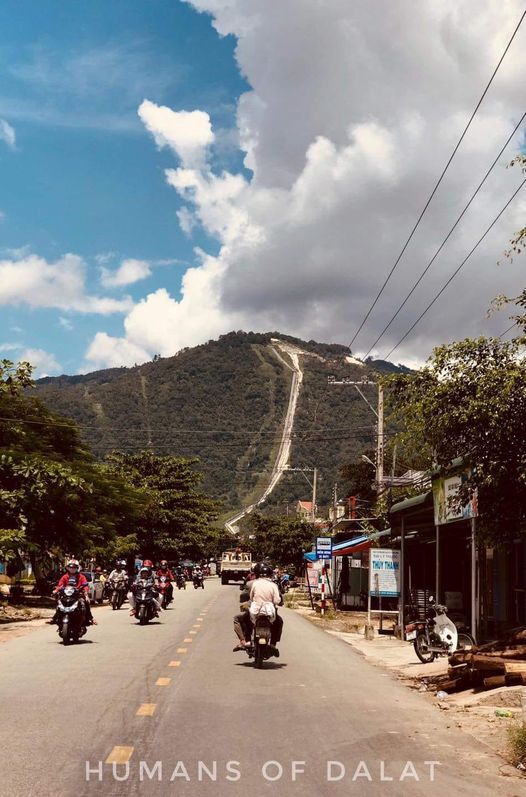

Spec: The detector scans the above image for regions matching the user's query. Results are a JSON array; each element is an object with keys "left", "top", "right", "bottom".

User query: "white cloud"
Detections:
[
  {"left": 0, "top": 118, "right": 15, "bottom": 149},
  {"left": 100, "top": 258, "right": 152, "bottom": 288},
  {"left": 19, "top": 348, "right": 62, "bottom": 377},
  {"left": 0, "top": 211, "right": 5, "bottom": 222},
  {"left": 84, "top": 332, "right": 150, "bottom": 370},
  {"left": 0, "top": 342, "right": 23, "bottom": 353},
  {"left": 0, "top": 253, "right": 133, "bottom": 314},
  {"left": 87, "top": 0, "right": 526, "bottom": 368},
  {"left": 58, "top": 317, "right": 74, "bottom": 331},
  {"left": 138, "top": 99, "right": 214, "bottom": 166}
]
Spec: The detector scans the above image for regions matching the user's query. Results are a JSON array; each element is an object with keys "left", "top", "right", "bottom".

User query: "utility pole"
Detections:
[
  {"left": 285, "top": 467, "right": 318, "bottom": 521},
  {"left": 312, "top": 467, "right": 317, "bottom": 522},
  {"left": 327, "top": 376, "right": 385, "bottom": 496}
]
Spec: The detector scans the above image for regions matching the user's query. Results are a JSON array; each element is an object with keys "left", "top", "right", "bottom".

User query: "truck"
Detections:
[{"left": 220, "top": 550, "right": 252, "bottom": 585}]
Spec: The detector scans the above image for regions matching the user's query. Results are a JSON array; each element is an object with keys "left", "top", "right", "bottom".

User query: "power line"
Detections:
[
  {"left": 383, "top": 177, "right": 526, "bottom": 359},
  {"left": 363, "top": 111, "right": 526, "bottom": 358},
  {"left": 348, "top": 8, "right": 526, "bottom": 350},
  {"left": 498, "top": 322, "right": 522, "bottom": 338}
]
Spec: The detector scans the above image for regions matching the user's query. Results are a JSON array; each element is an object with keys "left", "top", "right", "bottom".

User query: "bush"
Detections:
[{"left": 507, "top": 722, "right": 526, "bottom": 767}]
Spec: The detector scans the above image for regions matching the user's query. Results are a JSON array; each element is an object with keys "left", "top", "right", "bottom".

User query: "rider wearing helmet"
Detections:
[
  {"left": 49, "top": 559, "right": 97, "bottom": 626},
  {"left": 156, "top": 559, "right": 174, "bottom": 603},
  {"left": 128, "top": 560, "right": 162, "bottom": 617},
  {"left": 108, "top": 560, "right": 129, "bottom": 589},
  {"left": 233, "top": 562, "right": 282, "bottom": 655}
]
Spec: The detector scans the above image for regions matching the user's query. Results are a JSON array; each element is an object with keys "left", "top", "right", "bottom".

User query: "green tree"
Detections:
[
  {"left": 106, "top": 451, "right": 221, "bottom": 561},
  {"left": 241, "top": 512, "right": 314, "bottom": 570},
  {"left": 387, "top": 336, "right": 526, "bottom": 543}
]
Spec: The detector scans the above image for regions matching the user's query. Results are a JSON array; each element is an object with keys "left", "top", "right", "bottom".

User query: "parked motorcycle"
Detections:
[
  {"left": 56, "top": 585, "right": 87, "bottom": 645},
  {"left": 158, "top": 575, "right": 173, "bottom": 608},
  {"left": 405, "top": 597, "right": 475, "bottom": 663},
  {"left": 134, "top": 583, "right": 158, "bottom": 625},
  {"left": 193, "top": 573, "right": 204, "bottom": 590},
  {"left": 109, "top": 579, "right": 127, "bottom": 610},
  {"left": 176, "top": 573, "right": 186, "bottom": 590}
]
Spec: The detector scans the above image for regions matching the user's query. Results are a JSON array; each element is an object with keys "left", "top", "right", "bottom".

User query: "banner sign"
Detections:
[
  {"left": 369, "top": 549, "right": 400, "bottom": 597},
  {"left": 433, "top": 468, "right": 478, "bottom": 525},
  {"left": 316, "top": 536, "right": 332, "bottom": 560}
]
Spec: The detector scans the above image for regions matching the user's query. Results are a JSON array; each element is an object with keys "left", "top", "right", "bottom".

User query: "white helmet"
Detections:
[{"left": 66, "top": 559, "right": 80, "bottom": 570}]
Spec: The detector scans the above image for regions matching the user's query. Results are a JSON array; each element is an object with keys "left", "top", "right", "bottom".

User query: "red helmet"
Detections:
[
  {"left": 143, "top": 559, "right": 153, "bottom": 568},
  {"left": 160, "top": 560, "right": 168, "bottom": 567}
]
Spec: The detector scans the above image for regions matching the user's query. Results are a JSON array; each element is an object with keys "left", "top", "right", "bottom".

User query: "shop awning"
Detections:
[
  {"left": 332, "top": 528, "right": 391, "bottom": 556},
  {"left": 390, "top": 492, "right": 431, "bottom": 514}
]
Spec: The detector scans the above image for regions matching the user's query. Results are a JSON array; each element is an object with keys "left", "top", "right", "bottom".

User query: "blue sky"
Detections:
[
  {"left": 1, "top": 1, "right": 525, "bottom": 375},
  {"left": 0, "top": 0, "right": 247, "bottom": 374}
]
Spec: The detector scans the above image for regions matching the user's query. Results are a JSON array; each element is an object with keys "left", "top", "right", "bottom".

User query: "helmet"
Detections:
[
  {"left": 254, "top": 562, "right": 273, "bottom": 578},
  {"left": 143, "top": 559, "right": 153, "bottom": 568},
  {"left": 160, "top": 560, "right": 168, "bottom": 568},
  {"left": 139, "top": 567, "right": 150, "bottom": 578},
  {"left": 115, "top": 561, "right": 123, "bottom": 568},
  {"left": 66, "top": 559, "right": 80, "bottom": 571},
  {"left": 120, "top": 560, "right": 126, "bottom": 567},
  {"left": 95, "top": 566, "right": 102, "bottom": 573}
]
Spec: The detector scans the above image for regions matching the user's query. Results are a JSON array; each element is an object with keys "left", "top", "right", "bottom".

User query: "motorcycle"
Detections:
[
  {"left": 244, "top": 604, "right": 277, "bottom": 669},
  {"left": 176, "top": 573, "right": 186, "bottom": 590},
  {"left": 405, "top": 597, "right": 475, "bottom": 663},
  {"left": 193, "top": 573, "right": 204, "bottom": 590},
  {"left": 56, "top": 586, "right": 86, "bottom": 645},
  {"left": 109, "top": 579, "right": 128, "bottom": 610},
  {"left": 134, "top": 582, "right": 158, "bottom": 625},
  {"left": 158, "top": 575, "right": 173, "bottom": 608}
]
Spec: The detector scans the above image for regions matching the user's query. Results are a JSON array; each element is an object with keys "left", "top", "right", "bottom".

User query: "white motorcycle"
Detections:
[{"left": 405, "top": 597, "right": 475, "bottom": 663}]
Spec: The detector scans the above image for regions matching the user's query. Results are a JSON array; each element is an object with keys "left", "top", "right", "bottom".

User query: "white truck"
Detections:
[{"left": 220, "top": 550, "right": 252, "bottom": 585}]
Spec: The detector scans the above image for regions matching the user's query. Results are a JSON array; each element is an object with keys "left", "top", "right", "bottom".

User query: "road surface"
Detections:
[{"left": 0, "top": 579, "right": 520, "bottom": 797}]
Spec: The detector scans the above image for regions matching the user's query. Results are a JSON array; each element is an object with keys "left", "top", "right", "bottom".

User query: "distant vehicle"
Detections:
[
  {"left": 81, "top": 571, "right": 105, "bottom": 604},
  {"left": 220, "top": 550, "right": 252, "bottom": 585}
]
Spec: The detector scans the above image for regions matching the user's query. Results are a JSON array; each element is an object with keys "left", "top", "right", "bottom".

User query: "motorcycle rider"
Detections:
[
  {"left": 248, "top": 562, "right": 283, "bottom": 656},
  {"left": 193, "top": 564, "right": 203, "bottom": 585},
  {"left": 48, "top": 559, "right": 97, "bottom": 626},
  {"left": 128, "top": 561, "right": 162, "bottom": 617},
  {"left": 156, "top": 560, "right": 175, "bottom": 604},
  {"left": 108, "top": 560, "right": 129, "bottom": 596},
  {"left": 232, "top": 568, "right": 256, "bottom": 651}
]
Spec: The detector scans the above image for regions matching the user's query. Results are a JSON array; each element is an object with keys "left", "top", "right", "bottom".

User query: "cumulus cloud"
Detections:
[
  {"left": 87, "top": 0, "right": 526, "bottom": 368},
  {"left": 19, "top": 348, "right": 62, "bottom": 377},
  {"left": 138, "top": 99, "right": 214, "bottom": 166},
  {"left": 84, "top": 332, "right": 150, "bottom": 371},
  {"left": 0, "top": 253, "right": 133, "bottom": 314},
  {"left": 100, "top": 258, "right": 152, "bottom": 288},
  {"left": 0, "top": 118, "right": 16, "bottom": 149}
]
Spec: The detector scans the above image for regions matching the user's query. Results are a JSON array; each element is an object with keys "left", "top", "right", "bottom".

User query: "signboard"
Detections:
[
  {"left": 369, "top": 549, "right": 400, "bottom": 597},
  {"left": 316, "top": 536, "right": 332, "bottom": 560},
  {"left": 433, "top": 468, "right": 478, "bottom": 525}
]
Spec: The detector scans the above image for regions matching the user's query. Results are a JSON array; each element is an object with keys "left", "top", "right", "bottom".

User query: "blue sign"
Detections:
[{"left": 316, "top": 536, "right": 332, "bottom": 560}]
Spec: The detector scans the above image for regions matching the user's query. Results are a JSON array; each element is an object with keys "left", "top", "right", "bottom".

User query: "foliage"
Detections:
[
  {"left": 106, "top": 451, "right": 221, "bottom": 561},
  {"left": 503, "top": 155, "right": 526, "bottom": 261},
  {"left": 387, "top": 336, "right": 526, "bottom": 542},
  {"left": 507, "top": 721, "right": 526, "bottom": 768},
  {"left": 240, "top": 512, "right": 315, "bottom": 569}
]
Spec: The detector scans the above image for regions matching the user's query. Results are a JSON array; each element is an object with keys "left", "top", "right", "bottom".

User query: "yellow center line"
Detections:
[
  {"left": 169, "top": 660, "right": 181, "bottom": 667},
  {"left": 189, "top": 630, "right": 197, "bottom": 635},
  {"left": 136, "top": 704, "right": 156, "bottom": 717},
  {"left": 156, "top": 677, "right": 171, "bottom": 686},
  {"left": 183, "top": 637, "right": 193, "bottom": 643},
  {"left": 177, "top": 647, "right": 187, "bottom": 653},
  {"left": 193, "top": 624, "right": 201, "bottom": 628},
  {"left": 106, "top": 746, "right": 134, "bottom": 765}
]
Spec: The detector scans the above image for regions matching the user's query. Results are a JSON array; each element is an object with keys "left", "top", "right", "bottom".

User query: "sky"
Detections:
[{"left": 0, "top": 0, "right": 525, "bottom": 376}]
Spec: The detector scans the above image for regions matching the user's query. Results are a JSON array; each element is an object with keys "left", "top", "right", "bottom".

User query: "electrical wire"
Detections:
[
  {"left": 348, "top": 8, "right": 526, "bottom": 350},
  {"left": 363, "top": 112, "right": 526, "bottom": 358},
  {"left": 383, "top": 177, "right": 526, "bottom": 359}
]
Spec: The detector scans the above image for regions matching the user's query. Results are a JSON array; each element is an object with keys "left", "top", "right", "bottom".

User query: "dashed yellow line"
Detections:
[
  {"left": 169, "top": 660, "right": 181, "bottom": 667},
  {"left": 192, "top": 623, "right": 201, "bottom": 628},
  {"left": 136, "top": 704, "right": 156, "bottom": 716},
  {"left": 189, "top": 630, "right": 197, "bottom": 635},
  {"left": 177, "top": 647, "right": 187, "bottom": 653},
  {"left": 183, "top": 637, "right": 193, "bottom": 643},
  {"left": 156, "top": 677, "right": 171, "bottom": 686},
  {"left": 106, "top": 746, "right": 134, "bottom": 764}
]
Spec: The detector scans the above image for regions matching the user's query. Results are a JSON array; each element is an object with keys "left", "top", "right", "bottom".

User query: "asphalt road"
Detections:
[{"left": 0, "top": 579, "right": 521, "bottom": 797}]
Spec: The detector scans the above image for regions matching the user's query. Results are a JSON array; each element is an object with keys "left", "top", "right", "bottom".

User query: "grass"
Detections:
[{"left": 507, "top": 722, "right": 526, "bottom": 767}]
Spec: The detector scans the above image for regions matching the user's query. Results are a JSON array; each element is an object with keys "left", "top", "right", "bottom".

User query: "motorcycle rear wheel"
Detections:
[
  {"left": 414, "top": 632, "right": 435, "bottom": 663},
  {"left": 456, "top": 632, "right": 475, "bottom": 651},
  {"left": 138, "top": 606, "right": 147, "bottom": 625},
  {"left": 254, "top": 641, "right": 264, "bottom": 669}
]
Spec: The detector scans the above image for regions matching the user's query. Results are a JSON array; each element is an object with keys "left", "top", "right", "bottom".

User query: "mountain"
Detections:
[{"left": 34, "top": 331, "right": 399, "bottom": 515}]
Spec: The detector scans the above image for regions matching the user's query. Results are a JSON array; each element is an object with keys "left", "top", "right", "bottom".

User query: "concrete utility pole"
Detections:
[
  {"left": 327, "top": 377, "right": 385, "bottom": 495},
  {"left": 285, "top": 466, "right": 318, "bottom": 521}
]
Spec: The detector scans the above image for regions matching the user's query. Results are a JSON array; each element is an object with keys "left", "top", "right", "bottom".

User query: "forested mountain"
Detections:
[{"left": 35, "top": 332, "right": 404, "bottom": 514}]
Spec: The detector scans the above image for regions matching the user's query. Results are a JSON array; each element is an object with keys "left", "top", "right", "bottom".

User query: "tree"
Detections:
[
  {"left": 241, "top": 512, "right": 314, "bottom": 570},
  {"left": 0, "top": 361, "right": 145, "bottom": 581},
  {"left": 105, "top": 451, "right": 221, "bottom": 561},
  {"left": 387, "top": 336, "right": 526, "bottom": 543}
]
